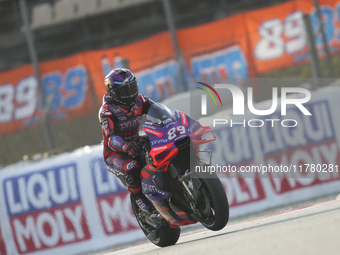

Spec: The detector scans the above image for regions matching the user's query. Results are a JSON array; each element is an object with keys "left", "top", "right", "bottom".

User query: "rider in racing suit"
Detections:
[{"left": 98, "top": 68, "right": 154, "bottom": 212}]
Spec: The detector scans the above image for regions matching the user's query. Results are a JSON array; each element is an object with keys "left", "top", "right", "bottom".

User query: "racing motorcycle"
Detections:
[{"left": 108, "top": 103, "right": 229, "bottom": 247}]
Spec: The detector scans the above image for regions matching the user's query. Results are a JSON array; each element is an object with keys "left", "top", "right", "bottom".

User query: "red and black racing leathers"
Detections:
[{"left": 98, "top": 94, "right": 154, "bottom": 194}]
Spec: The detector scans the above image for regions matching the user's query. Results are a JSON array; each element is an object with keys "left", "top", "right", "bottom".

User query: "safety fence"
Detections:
[{"left": 2, "top": 0, "right": 340, "bottom": 165}]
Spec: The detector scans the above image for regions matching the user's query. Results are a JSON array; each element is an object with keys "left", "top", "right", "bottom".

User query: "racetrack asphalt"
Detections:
[{"left": 101, "top": 199, "right": 340, "bottom": 255}]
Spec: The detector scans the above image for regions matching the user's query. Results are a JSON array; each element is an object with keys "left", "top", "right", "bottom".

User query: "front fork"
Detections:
[{"left": 178, "top": 149, "right": 213, "bottom": 218}]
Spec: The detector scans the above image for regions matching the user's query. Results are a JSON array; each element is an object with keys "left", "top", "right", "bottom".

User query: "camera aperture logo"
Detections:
[
  {"left": 196, "top": 82, "right": 312, "bottom": 128},
  {"left": 196, "top": 82, "right": 223, "bottom": 115}
]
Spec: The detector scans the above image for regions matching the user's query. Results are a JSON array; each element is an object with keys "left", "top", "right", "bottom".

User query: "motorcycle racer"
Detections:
[{"left": 98, "top": 68, "right": 154, "bottom": 212}]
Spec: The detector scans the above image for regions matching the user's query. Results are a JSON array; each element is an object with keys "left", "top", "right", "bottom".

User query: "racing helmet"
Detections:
[{"left": 104, "top": 68, "right": 139, "bottom": 106}]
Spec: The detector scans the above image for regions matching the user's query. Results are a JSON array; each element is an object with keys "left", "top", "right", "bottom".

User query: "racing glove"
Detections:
[{"left": 122, "top": 140, "right": 140, "bottom": 158}]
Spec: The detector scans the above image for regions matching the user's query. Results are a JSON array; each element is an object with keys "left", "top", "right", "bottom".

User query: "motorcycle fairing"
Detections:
[
  {"left": 143, "top": 110, "right": 212, "bottom": 162},
  {"left": 141, "top": 105, "right": 215, "bottom": 226},
  {"left": 141, "top": 162, "right": 195, "bottom": 225}
]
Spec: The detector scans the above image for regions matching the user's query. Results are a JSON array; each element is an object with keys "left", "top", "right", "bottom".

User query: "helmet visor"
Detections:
[{"left": 115, "top": 80, "right": 138, "bottom": 98}]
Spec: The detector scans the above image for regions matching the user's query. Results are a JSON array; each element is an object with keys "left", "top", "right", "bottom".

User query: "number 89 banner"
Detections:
[
  {"left": 0, "top": 54, "right": 93, "bottom": 135},
  {"left": 246, "top": 0, "right": 340, "bottom": 73}
]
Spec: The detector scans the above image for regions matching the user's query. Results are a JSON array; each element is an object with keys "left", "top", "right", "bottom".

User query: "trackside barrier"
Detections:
[
  {"left": 1, "top": 88, "right": 340, "bottom": 254},
  {"left": 0, "top": 148, "right": 143, "bottom": 255},
  {"left": 201, "top": 86, "right": 340, "bottom": 217},
  {"left": 0, "top": 221, "right": 7, "bottom": 255}
]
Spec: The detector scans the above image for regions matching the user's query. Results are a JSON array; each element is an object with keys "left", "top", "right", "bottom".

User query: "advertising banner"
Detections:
[
  {"left": 245, "top": 1, "right": 311, "bottom": 73},
  {"left": 258, "top": 100, "right": 340, "bottom": 194},
  {"left": 0, "top": 149, "right": 145, "bottom": 255},
  {"left": 246, "top": 0, "right": 340, "bottom": 73},
  {"left": 0, "top": 222, "right": 7, "bottom": 255},
  {"left": 3, "top": 0, "right": 340, "bottom": 136},
  {"left": 2, "top": 163, "right": 91, "bottom": 254},
  {"left": 202, "top": 86, "right": 340, "bottom": 213},
  {"left": 90, "top": 156, "right": 139, "bottom": 236},
  {"left": 1, "top": 85, "right": 340, "bottom": 255},
  {"left": 85, "top": 14, "right": 258, "bottom": 104},
  {"left": 84, "top": 32, "right": 176, "bottom": 103},
  {"left": 177, "top": 13, "right": 257, "bottom": 89},
  {"left": 0, "top": 54, "right": 93, "bottom": 135},
  {"left": 3, "top": 0, "right": 340, "bottom": 253}
]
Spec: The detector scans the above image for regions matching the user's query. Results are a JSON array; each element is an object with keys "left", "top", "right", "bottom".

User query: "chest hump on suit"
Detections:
[{"left": 112, "top": 105, "right": 143, "bottom": 136}]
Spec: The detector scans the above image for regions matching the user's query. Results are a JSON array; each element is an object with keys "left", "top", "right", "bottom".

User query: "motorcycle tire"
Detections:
[{"left": 130, "top": 194, "right": 181, "bottom": 247}]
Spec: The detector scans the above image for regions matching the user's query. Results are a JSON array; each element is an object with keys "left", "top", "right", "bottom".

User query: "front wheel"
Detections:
[
  {"left": 130, "top": 195, "right": 181, "bottom": 247},
  {"left": 194, "top": 174, "right": 229, "bottom": 230}
]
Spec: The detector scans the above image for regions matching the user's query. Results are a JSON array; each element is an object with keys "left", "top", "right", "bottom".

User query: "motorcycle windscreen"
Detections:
[{"left": 146, "top": 103, "right": 176, "bottom": 127}]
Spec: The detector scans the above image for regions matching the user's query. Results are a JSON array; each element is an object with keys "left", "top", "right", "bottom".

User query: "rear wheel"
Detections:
[{"left": 130, "top": 195, "right": 181, "bottom": 247}]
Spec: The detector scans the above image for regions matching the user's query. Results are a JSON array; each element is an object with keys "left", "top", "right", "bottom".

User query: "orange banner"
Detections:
[
  {"left": 85, "top": 14, "right": 256, "bottom": 104},
  {"left": 0, "top": 54, "right": 93, "bottom": 135},
  {"left": 84, "top": 32, "right": 175, "bottom": 103},
  {"left": 246, "top": 0, "right": 340, "bottom": 73},
  {"left": 177, "top": 13, "right": 256, "bottom": 88},
  {"left": 2, "top": 0, "right": 340, "bottom": 135},
  {"left": 245, "top": 0, "right": 311, "bottom": 73}
]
